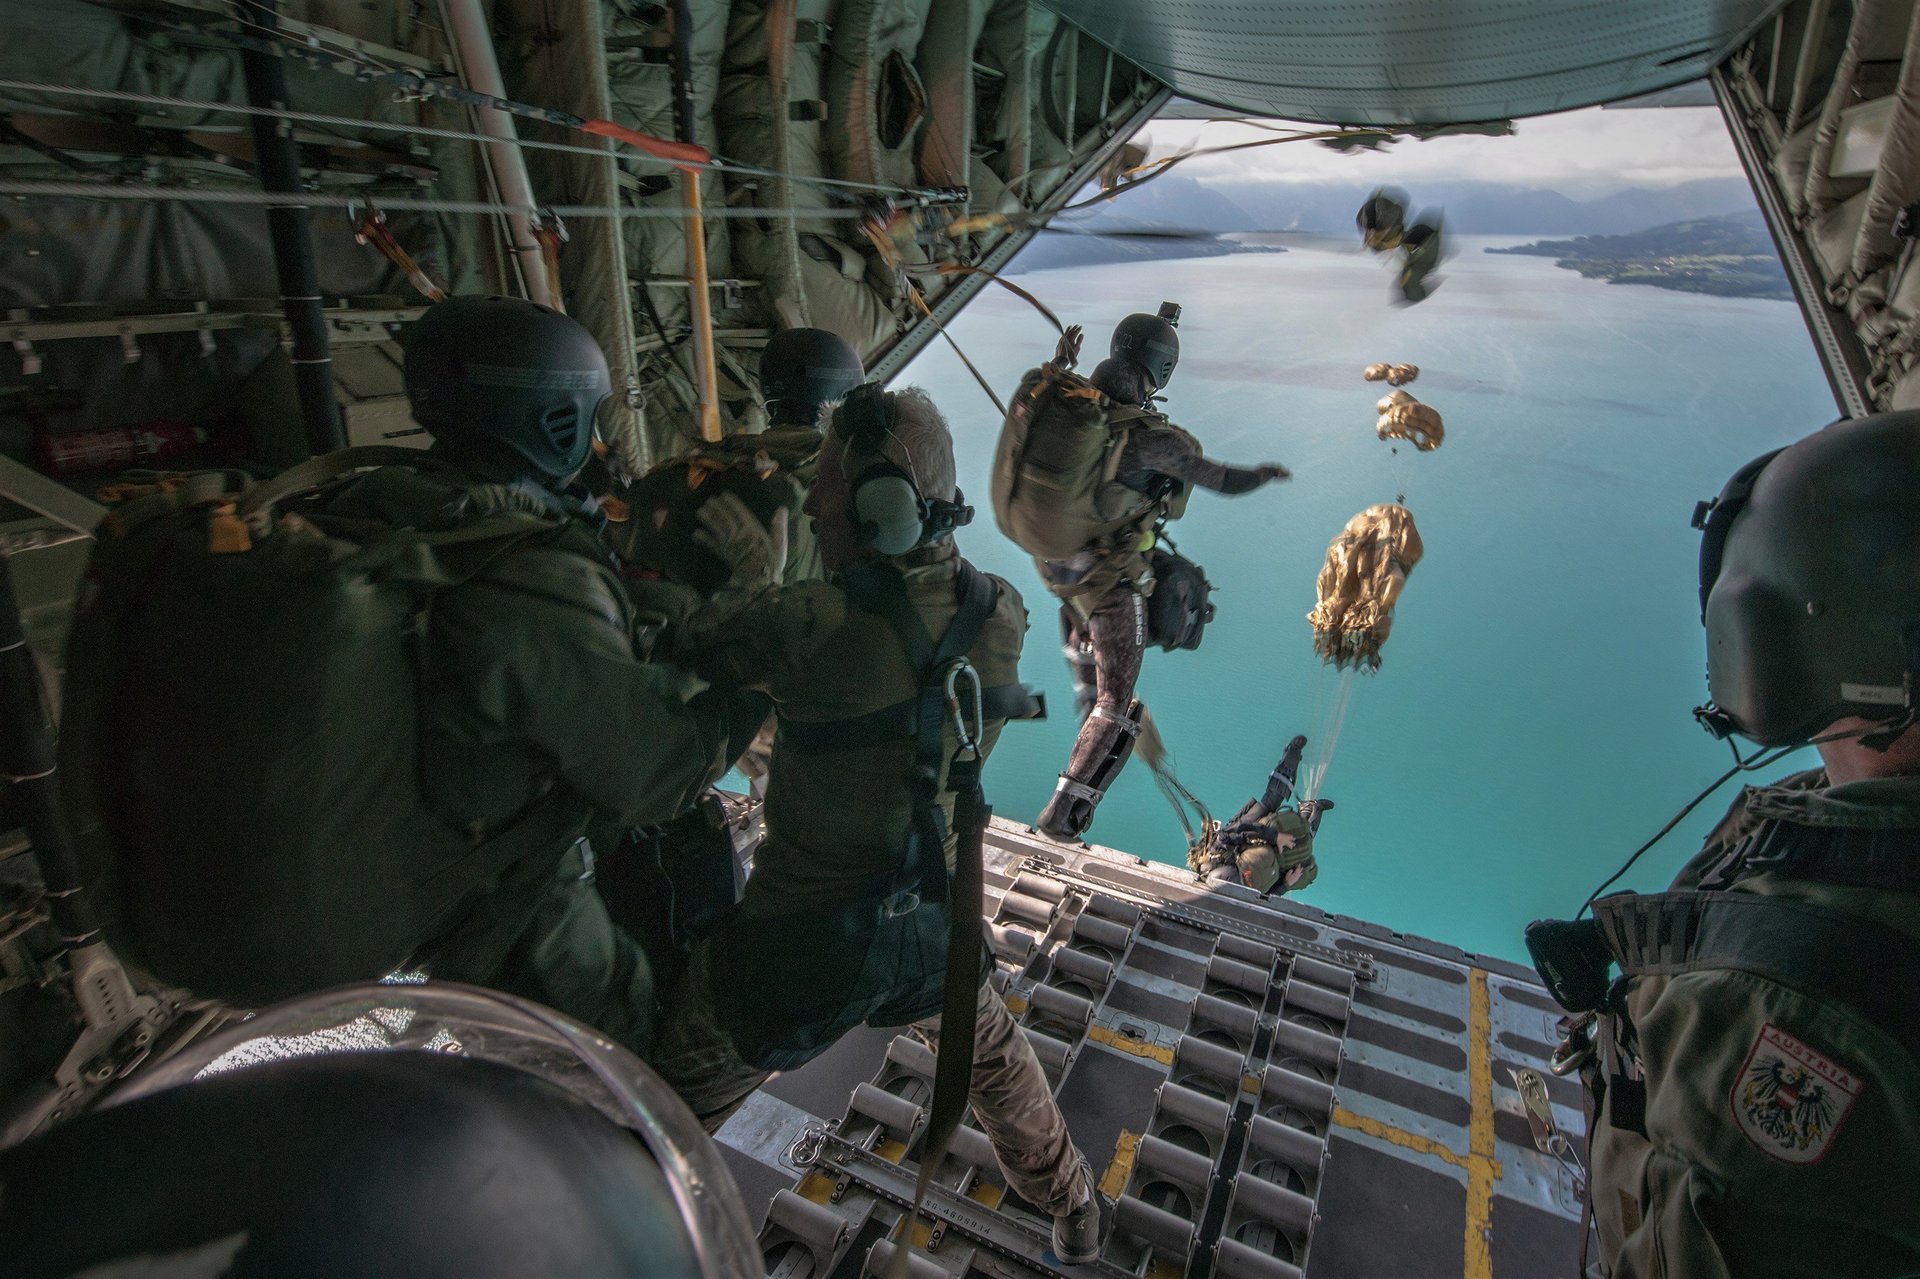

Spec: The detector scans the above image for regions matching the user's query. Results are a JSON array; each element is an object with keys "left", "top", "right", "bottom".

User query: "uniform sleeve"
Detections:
[
  {"left": 431, "top": 543, "right": 731, "bottom": 826},
  {"left": 1597, "top": 967, "right": 1920, "bottom": 1278},
  {"left": 1123, "top": 425, "right": 1271, "bottom": 495},
  {"left": 676, "top": 580, "right": 848, "bottom": 688}
]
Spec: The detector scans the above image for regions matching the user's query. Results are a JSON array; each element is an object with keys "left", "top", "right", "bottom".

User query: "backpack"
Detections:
[
  {"left": 60, "top": 447, "right": 596, "bottom": 1006},
  {"left": 990, "top": 364, "right": 1166, "bottom": 561},
  {"left": 610, "top": 428, "right": 820, "bottom": 591},
  {"left": 1145, "top": 546, "right": 1215, "bottom": 651}
]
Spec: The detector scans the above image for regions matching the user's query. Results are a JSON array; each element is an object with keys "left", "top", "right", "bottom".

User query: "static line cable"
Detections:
[
  {"left": 0, "top": 178, "right": 876, "bottom": 221},
  {"left": 0, "top": 81, "right": 925, "bottom": 198},
  {"left": 908, "top": 262, "right": 1064, "bottom": 333},
  {"left": 1056, "top": 127, "right": 1395, "bottom": 214},
  {"left": 909, "top": 284, "right": 1005, "bottom": 417}
]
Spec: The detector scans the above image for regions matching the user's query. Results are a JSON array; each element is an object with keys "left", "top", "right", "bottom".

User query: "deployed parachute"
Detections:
[
  {"left": 1307, "top": 504, "right": 1424, "bottom": 670},
  {"left": 1375, "top": 389, "right": 1445, "bottom": 451},
  {"left": 1362, "top": 362, "right": 1419, "bottom": 386}
]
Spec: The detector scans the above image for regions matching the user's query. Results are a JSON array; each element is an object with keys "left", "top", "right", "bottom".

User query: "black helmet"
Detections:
[
  {"left": 0, "top": 984, "right": 761, "bottom": 1278},
  {"left": 1697, "top": 412, "right": 1920, "bottom": 745},
  {"left": 1112, "top": 303, "right": 1181, "bottom": 390},
  {"left": 404, "top": 295, "right": 611, "bottom": 482},
  {"left": 760, "top": 327, "right": 864, "bottom": 422}
]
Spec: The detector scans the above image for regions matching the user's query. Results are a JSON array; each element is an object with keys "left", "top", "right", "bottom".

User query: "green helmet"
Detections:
[
  {"left": 1112, "top": 303, "right": 1181, "bottom": 389},
  {"left": 404, "top": 295, "right": 611, "bottom": 482},
  {"left": 1696, "top": 411, "right": 1920, "bottom": 745}
]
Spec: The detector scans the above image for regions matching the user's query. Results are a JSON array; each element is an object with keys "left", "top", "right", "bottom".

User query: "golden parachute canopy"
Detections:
[
  {"left": 1306, "top": 503, "right": 1424, "bottom": 670},
  {"left": 1375, "top": 390, "right": 1444, "bottom": 451},
  {"left": 1360, "top": 362, "right": 1418, "bottom": 385}
]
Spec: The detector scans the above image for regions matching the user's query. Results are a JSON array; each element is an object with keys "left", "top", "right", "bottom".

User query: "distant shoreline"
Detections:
[
  {"left": 1005, "top": 231, "right": 1286, "bottom": 275},
  {"left": 1488, "top": 215, "right": 1791, "bottom": 300}
]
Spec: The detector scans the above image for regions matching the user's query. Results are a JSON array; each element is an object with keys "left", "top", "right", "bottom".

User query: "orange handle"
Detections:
[{"left": 580, "top": 118, "right": 711, "bottom": 168}]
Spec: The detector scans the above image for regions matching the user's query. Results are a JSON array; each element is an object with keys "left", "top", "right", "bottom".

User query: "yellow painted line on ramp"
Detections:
[
  {"left": 1100, "top": 1129, "right": 1141, "bottom": 1199},
  {"left": 1329, "top": 971, "right": 1504, "bottom": 1279},
  {"left": 1465, "top": 967, "right": 1497, "bottom": 1279},
  {"left": 1085, "top": 1023, "right": 1175, "bottom": 1064},
  {"left": 1331, "top": 1105, "right": 1472, "bottom": 1171}
]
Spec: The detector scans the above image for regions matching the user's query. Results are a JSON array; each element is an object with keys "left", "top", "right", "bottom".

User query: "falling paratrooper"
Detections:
[
  {"left": 1355, "top": 187, "right": 1445, "bottom": 304},
  {"left": 1306, "top": 503, "right": 1424, "bottom": 671}
]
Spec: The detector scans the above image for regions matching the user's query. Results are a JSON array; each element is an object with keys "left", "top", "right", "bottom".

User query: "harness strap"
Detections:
[
  {"left": 776, "top": 683, "right": 1042, "bottom": 754},
  {"left": 237, "top": 446, "right": 463, "bottom": 518},
  {"left": 1730, "top": 819, "right": 1920, "bottom": 892},
  {"left": 840, "top": 561, "right": 1002, "bottom": 1279},
  {"left": 1592, "top": 889, "right": 1920, "bottom": 1064}
]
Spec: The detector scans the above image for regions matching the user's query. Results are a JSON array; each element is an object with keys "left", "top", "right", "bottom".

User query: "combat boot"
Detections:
[
  {"left": 1036, "top": 700, "right": 1142, "bottom": 839},
  {"left": 1051, "top": 1158, "right": 1110, "bottom": 1264}
]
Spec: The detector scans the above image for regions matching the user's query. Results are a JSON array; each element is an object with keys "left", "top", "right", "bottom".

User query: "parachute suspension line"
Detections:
[
  {"left": 1299, "top": 665, "right": 1357, "bottom": 805},
  {"left": 1136, "top": 707, "right": 1214, "bottom": 849}
]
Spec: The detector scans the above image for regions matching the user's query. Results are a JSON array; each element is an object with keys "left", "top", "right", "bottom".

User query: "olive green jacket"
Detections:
[
  {"left": 747, "top": 545, "right": 1029, "bottom": 913},
  {"left": 1591, "top": 770, "right": 1920, "bottom": 1278},
  {"left": 325, "top": 468, "right": 733, "bottom": 833}
]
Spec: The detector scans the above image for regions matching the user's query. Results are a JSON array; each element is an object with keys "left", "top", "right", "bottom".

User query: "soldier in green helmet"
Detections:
[
  {"left": 1530, "top": 411, "right": 1920, "bottom": 1277},
  {"left": 61, "top": 295, "right": 794, "bottom": 1058}
]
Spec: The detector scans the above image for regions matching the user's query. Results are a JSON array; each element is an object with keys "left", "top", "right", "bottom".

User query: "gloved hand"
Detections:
[
  {"left": 693, "top": 493, "right": 789, "bottom": 591},
  {"left": 1054, "top": 324, "right": 1084, "bottom": 370},
  {"left": 1257, "top": 463, "right": 1291, "bottom": 484}
]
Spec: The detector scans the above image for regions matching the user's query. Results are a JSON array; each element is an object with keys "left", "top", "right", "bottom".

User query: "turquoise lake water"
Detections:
[{"left": 891, "top": 235, "right": 1836, "bottom": 966}]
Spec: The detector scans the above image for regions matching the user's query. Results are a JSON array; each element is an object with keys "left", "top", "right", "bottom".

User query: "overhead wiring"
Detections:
[
  {"left": 0, "top": 78, "right": 929, "bottom": 198},
  {"left": 1056, "top": 126, "right": 1394, "bottom": 213},
  {"left": 0, "top": 177, "right": 878, "bottom": 221}
]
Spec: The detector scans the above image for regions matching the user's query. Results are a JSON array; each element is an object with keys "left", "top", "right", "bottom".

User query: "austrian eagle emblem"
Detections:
[{"left": 1731, "top": 1023, "right": 1862, "bottom": 1164}]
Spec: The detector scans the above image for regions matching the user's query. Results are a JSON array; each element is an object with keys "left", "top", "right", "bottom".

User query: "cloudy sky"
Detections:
[{"left": 1150, "top": 104, "right": 1745, "bottom": 195}]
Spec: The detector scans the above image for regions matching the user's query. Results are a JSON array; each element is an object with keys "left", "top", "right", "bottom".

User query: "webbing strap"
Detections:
[
  {"left": 237, "top": 446, "right": 462, "bottom": 518},
  {"left": 844, "top": 562, "right": 1000, "bottom": 1279},
  {"left": 1592, "top": 890, "right": 1920, "bottom": 1064}
]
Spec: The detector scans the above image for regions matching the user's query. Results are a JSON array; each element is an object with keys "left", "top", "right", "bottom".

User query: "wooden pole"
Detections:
[{"left": 681, "top": 170, "right": 723, "bottom": 443}]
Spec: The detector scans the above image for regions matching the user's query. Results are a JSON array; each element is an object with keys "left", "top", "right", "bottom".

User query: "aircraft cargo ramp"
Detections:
[{"left": 718, "top": 818, "right": 1587, "bottom": 1278}]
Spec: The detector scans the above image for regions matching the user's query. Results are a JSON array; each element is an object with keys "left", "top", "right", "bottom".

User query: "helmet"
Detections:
[
  {"left": 760, "top": 328, "right": 864, "bottom": 421},
  {"left": 0, "top": 984, "right": 761, "bottom": 1278},
  {"left": 1357, "top": 187, "right": 1409, "bottom": 251},
  {"left": 404, "top": 295, "right": 611, "bottom": 482},
  {"left": 1696, "top": 412, "right": 1920, "bottom": 745},
  {"left": 1111, "top": 305, "right": 1181, "bottom": 389}
]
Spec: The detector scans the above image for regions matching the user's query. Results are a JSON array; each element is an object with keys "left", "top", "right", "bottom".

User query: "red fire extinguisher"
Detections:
[{"left": 32, "top": 420, "right": 205, "bottom": 477}]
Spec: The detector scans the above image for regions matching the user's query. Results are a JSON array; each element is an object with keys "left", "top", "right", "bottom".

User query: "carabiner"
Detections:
[{"left": 943, "top": 659, "right": 984, "bottom": 755}]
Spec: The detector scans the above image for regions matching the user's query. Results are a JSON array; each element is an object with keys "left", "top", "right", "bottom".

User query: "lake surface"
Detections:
[{"left": 893, "top": 234, "right": 1836, "bottom": 965}]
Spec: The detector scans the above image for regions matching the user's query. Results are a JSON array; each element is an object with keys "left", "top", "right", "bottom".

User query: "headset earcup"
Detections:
[{"left": 853, "top": 473, "right": 925, "bottom": 555}]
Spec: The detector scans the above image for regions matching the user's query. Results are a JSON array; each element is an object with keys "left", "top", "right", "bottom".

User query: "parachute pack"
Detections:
[
  {"left": 990, "top": 364, "right": 1167, "bottom": 561},
  {"left": 60, "top": 448, "right": 597, "bottom": 1006},
  {"left": 611, "top": 428, "right": 822, "bottom": 591}
]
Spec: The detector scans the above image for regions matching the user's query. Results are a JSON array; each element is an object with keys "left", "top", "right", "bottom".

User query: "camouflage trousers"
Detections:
[{"left": 653, "top": 946, "right": 1093, "bottom": 1216}]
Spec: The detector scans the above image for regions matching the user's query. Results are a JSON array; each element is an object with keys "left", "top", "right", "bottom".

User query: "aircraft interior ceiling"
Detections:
[{"left": 1038, "top": 0, "right": 1790, "bottom": 125}]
